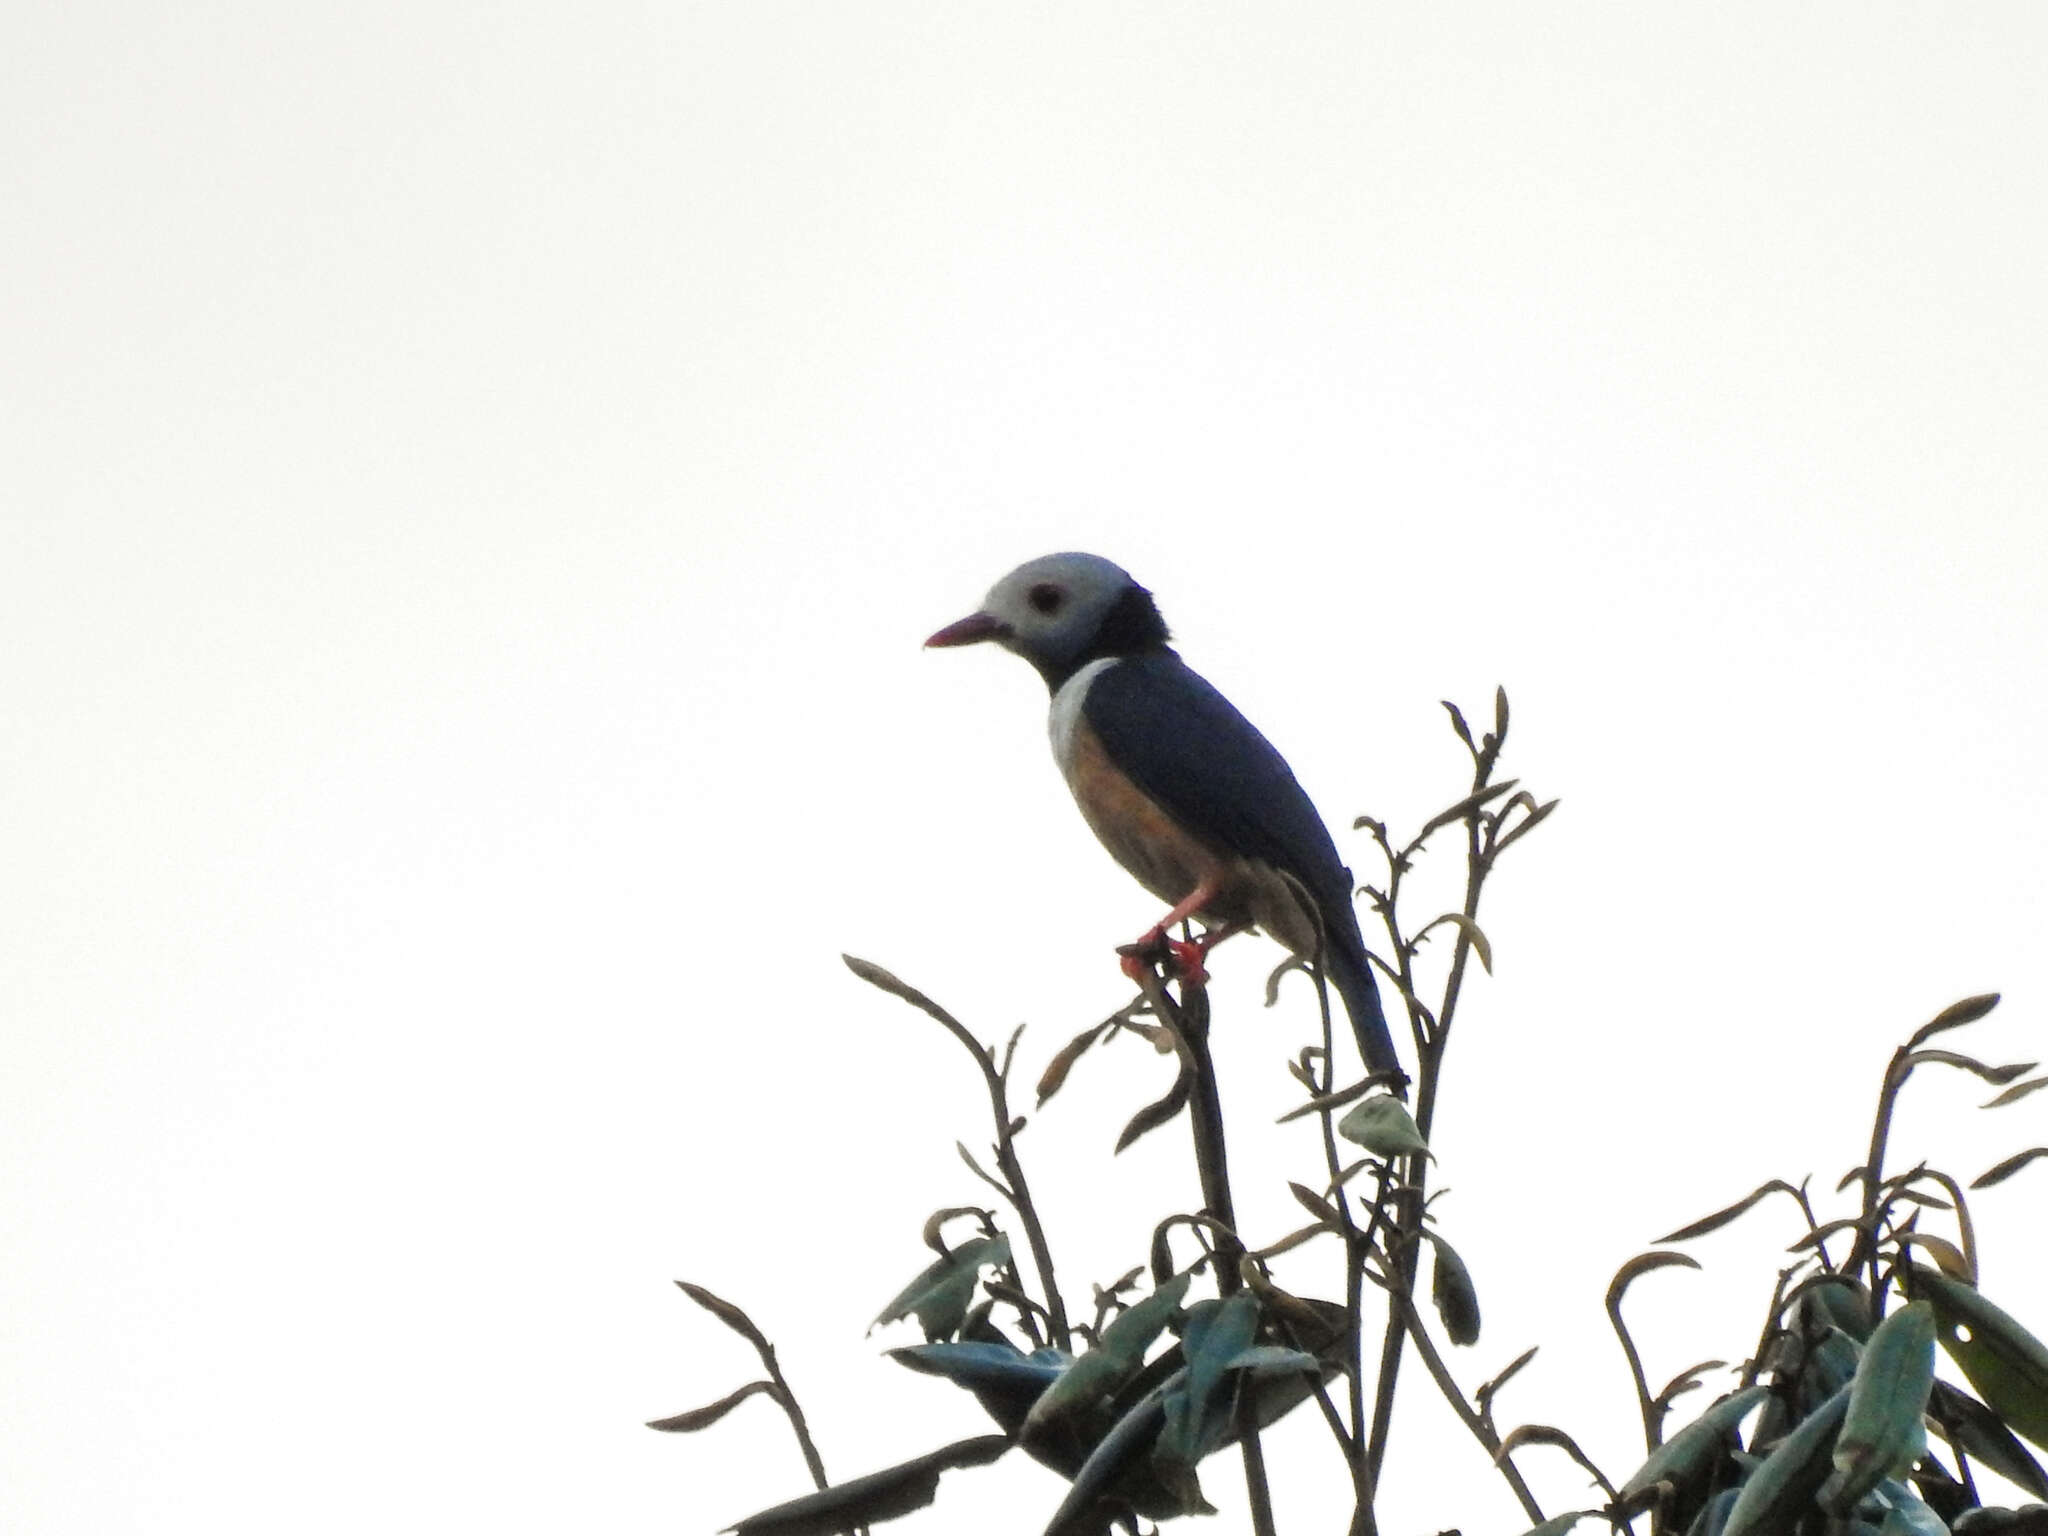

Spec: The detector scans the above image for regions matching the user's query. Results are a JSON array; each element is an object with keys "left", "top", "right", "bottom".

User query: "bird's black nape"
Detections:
[{"left": 1057, "top": 584, "right": 1171, "bottom": 680}]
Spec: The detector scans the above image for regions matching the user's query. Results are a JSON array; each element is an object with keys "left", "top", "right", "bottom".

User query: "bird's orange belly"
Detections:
[{"left": 1062, "top": 719, "right": 1251, "bottom": 924}]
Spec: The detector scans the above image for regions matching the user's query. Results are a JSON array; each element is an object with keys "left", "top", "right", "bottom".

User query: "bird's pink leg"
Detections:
[{"left": 1119, "top": 881, "right": 1224, "bottom": 984}]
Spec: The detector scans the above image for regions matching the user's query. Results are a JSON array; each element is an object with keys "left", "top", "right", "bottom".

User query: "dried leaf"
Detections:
[
  {"left": 1651, "top": 1360, "right": 1727, "bottom": 1414},
  {"left": 953, "top": 1142, "right": 1009, "bottom": 1199},
  {"left": 1606, "top": 1251, "right": 1703, "bottom": 1313},
  {"left": 1276, "top": 1075, "right": 1375, "bottom": 1124},
  {"left": 1985, "top": 1076, "right": 2048, "bottom": 1110},
  {"left": 1490, "top": 796, "right": 1560, "bottom": 857},
  {"left": 1415, "top": 780, "right": 1521, "bottom": 842},
  {"left": 1443, "top": 700, "right": 1475, "bottom": 751},
  {"left": 1658, "top": 1179, "right": 1810, "bottom": 1243},
  {"left": 1905, "top": 993, "right": 2001, "bottom": 1050},
  {"left": 1417, "top": 912, "right": 1494, "bottom": 974},
  {"left": 1114, "top": 1066, "right": 1192, "bottom": 1153},
  {"left": 1495, "top": 1424, "right": 1613, "bottom": 1494},
  {"left": 1251, "top": 1221, "right": 1332, "bottom": 1260},
  {"left": 675, "top": 1281, "right": 771, "bottom": 1353},
  {"left": 1904, "top": 1048, "right": 2035, "bottom": 1086},
  {"left": 921, "top": 1207, "right": 991, "bottom": 1255},
  {"left": 1788, "top": 1218, "right": 1865, "bottom": 1254},
  {"left": 723, "top": 1434, "right": 1010, "bottom": 1535},
  {"left": 1288, "top": 1182, "right": 1343, "bottom": 1229},
  {"left": 1973, "top": 1147, "right": 2048, "bottom": 1190},
  {"left": 1476, "top": 1347, "right": 1540, "bottom": 1414},
  {"left": 1036, "top": 1023, "right": 1102, "bottom": 1106},
  {"left": 648, "top": 1379, "right": 779, "bottom": 1433}
]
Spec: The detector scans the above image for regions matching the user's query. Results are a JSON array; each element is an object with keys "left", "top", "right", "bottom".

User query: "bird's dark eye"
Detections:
[{"left": 1027, "top": 583, "right": 1063, "bottom": 615}]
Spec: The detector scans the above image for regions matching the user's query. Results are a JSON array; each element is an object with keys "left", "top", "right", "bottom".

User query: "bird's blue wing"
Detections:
[
  {"left": 1079, "top": 650, "right": 1402, "bottom": 1079},
  {"left": 1079, "top": 651, "right": 1353, "bottom": 912}
]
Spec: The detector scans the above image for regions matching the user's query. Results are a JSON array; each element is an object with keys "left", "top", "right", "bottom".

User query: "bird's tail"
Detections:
[{"left": 1323, "top": 926, "right": 1405, "bottom": 1089}]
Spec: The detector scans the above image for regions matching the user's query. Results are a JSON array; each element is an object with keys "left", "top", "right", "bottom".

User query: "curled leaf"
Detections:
[
  {"left": 1494, "top": 1424, "right": 1614, "bottom": 1495},
  {"left": 1606, "top": 1251, "right": 1702, "bottom": 1312},
  {"left": 1417, "top": 912, "right": 1494, "bottom": 974},
  {"left": 921, "top": 1207, "right": 992, "bottom": 1255},
  {"left": 873, "top": 1235, "right": 1011, "bottom": 1341}
]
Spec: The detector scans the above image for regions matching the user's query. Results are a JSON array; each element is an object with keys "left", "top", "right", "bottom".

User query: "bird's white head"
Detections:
[{"left": 926, "top": 552, "right": 1170, "bottom": 688}]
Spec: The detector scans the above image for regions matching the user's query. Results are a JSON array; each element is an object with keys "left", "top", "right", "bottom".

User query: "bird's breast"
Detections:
[{"left": 1048, "top": 661, "right": 1238, "bottom": 915}]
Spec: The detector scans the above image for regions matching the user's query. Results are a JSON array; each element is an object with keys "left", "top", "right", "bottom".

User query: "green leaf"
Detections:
[
  {"left": 1823, "top": 1303, "right": 1936, "bottom": 1512},
  {"left": 1156, "top": 1294, "right": 1261, "bottom": 1471},
  {"left": 1908, "top": 1265, "right": 2048, "bottom": 1451},
  {"left": 888, "top": 1341, "right": 1066, "bottom": 1437},
  {"left": 1618, "top": 1385, "right": 1770, "bottom": 1502},
  {"left": 1023, "top": 1274, "right": 1189, "bottom": 1439},
  {"left": 1721, "top": 1385, "right": 1851, "bottom": 1536},
  {"left": 721, "top": 1434, "right": 1010, "bottom": 1534},
  {"left": 1928, "top": 1380, "right": 2048, "bottom": 1501},
  {"left": 1336, "top": 1095, "right": 1432, "bottom": 1160},
  {"left": 1426, "top": 1231, "right": 1482, "bottom": 1346},
  {"left": 1871, "top": 1479, "right": 1947, "bottom": 1536},
  {"left": 1799, "top": 1276, "right": 1876, "bottom": 1342},
  {"left": 872, "top": 1235, "right": 1010, "bottom": 1342}
]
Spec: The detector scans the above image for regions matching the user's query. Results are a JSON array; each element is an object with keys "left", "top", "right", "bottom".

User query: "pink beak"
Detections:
[{"left": 925, "top": 612, "right": 1009, "bottom": 648}]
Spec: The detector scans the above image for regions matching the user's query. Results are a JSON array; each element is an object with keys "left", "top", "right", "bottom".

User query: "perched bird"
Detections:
[{"left": 926, "top": 552, "right": 1402, "bottom": 1084}]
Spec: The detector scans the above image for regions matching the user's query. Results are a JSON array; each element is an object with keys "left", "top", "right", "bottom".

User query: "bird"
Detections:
[{"left": 925, "top": 552, "right": 1403, "bottom": 1085}]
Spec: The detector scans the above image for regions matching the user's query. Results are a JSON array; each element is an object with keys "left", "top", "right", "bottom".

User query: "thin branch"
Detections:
[{"left": 843, "top": 957, "right": 1070, "bottom": 1351}]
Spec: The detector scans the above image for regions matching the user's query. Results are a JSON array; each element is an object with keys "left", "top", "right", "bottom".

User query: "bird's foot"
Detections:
[{"left": 1118, "top": 927, "right": 1208, "bottom": 986}]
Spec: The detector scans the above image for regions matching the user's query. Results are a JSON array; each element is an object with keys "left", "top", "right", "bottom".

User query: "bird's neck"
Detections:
[{"left": 1035, "top": 586, "right": 1174, "bottom": 691}]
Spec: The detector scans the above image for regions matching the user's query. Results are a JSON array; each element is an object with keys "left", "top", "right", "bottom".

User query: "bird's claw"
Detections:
[{"left": 1118, "top": 929, "right": 1209, "bottom": 987}]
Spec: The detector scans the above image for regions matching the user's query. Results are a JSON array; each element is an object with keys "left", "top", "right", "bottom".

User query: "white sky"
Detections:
[{"left": 5, "top": 5, "right": 2046, "bottom": 1534}]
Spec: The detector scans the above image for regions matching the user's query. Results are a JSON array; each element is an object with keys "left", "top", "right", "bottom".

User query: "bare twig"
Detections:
[{"left": 843, "top": 956, "right": 1071, "bottom": 1351}]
